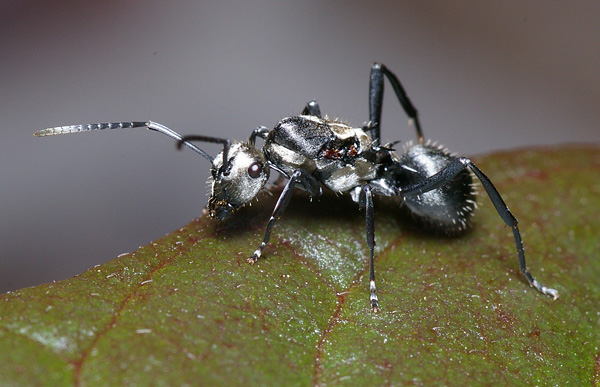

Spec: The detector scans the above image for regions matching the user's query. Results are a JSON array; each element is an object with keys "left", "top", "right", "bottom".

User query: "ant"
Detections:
[{"left": 35, "top": 63, "right": 559, "bottom": 311}]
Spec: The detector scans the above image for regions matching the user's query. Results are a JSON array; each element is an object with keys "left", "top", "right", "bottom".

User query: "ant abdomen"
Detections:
[{"left": 397, "top": 143, "right": 477, "bottom": 235}]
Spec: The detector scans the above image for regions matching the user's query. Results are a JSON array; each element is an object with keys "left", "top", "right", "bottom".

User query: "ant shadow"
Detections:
[{"left": 211, "top": 187, "right": 475, "bottom": 243}]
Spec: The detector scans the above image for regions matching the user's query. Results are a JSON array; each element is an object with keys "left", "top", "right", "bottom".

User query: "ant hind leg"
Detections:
[
  {"left": 400, "top": 156, "right": 559, "bottom": 299},
  {"left": 368, "top": 63, "right": 423, "bottom": 144}
]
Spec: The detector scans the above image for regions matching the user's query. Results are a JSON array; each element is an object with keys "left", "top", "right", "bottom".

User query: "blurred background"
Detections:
[{"left": 1, "top": 1, "right": 599, "bottom": 293}]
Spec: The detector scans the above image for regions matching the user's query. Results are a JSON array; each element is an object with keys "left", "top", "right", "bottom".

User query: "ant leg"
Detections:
[
  {"left": 359, "top": 184, "right": 379, "bottom": 312},
  {"left": 368, "top": 63, "right": 423, "bottom": 144},
  {"left": 400, "top": 157, "right": 559, "bottom": 299},
  {"left": 248, "top": 169, "right": 322, "bottom": 264},
  {"left": 302, "top": 100, "right": 322, "bottom": 118},
  {"left": 249, "top": 126, "right": 270, "bottom": 146}
]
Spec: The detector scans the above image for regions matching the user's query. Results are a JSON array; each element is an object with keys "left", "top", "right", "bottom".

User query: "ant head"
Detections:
[{"left": 208, "top": 142, "right": 270, "bottom": 220}]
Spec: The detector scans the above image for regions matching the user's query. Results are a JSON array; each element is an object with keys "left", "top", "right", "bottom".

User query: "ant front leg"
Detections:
[
  {"left": 400, "top": 157, "right": 559, "bottom": 299},
  {"left": 249, "top": 126, "right": 270, "bottom": 146},
  {"left": 248, "top": 168, "right": 322, "bottom": 264},
  {"left": 302, "top": 100, "right": 322, "bottom": 118},
  {"left": 368, "top": 63, "right": 423, "bottom": 144}
]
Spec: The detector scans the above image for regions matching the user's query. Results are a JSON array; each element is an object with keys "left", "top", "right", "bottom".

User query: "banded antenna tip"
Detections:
[{"left": 34, "top": 122, "right": 150, "bottom": 137}]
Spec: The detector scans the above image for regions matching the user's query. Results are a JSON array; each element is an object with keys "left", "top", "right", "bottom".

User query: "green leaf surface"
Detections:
[{"left": 2, "top": 146, "right": 599, "bottom": 385}]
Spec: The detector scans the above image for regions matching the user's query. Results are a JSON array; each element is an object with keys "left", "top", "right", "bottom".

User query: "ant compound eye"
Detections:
[{"left": 248, "top": 162, "right": 263, "bottom": 178}]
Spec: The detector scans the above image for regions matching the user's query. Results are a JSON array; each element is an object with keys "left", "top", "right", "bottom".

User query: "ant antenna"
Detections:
[
  {"left": 34, "top": 121, "right": 215, "bottom": 162},
  {"left": 177, "top": 135, "right": 232, "bottom": 175}
]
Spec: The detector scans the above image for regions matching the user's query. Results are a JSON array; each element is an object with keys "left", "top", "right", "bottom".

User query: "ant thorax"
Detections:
[{"left": 264, "top": 116, "right": 377, "bottom": 193}]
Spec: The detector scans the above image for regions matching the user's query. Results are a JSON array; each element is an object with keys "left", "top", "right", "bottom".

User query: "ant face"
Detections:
[{"left": 208, "top": 142, "right": 270, "bottom": 220}]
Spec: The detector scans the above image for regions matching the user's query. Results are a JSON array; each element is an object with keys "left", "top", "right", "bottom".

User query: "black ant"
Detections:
[{"left": 35, "top": 63, "right": 559, "bottom": 311}]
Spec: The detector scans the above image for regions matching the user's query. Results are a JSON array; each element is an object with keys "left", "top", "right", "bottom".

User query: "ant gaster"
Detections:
[{"left": 35, "top": 63, "right": 559, "bottom": 311}]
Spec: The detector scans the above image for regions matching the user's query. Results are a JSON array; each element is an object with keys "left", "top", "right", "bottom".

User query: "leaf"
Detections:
[{"left": 1, "top": 146, "right": 599, "bottom": 385}]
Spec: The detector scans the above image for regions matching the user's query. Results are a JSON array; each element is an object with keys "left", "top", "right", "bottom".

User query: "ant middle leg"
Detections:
[{"left": 358, "top": 183, "right": 379, "bottom": 312}]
